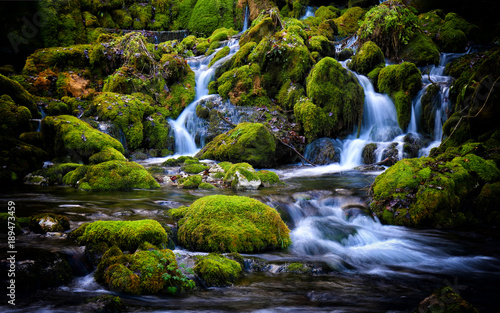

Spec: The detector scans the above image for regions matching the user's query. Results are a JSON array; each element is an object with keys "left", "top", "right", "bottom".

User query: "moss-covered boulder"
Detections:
[
  {"left": 173, "top": 195, "right": 291, "bottom": 253},
  {"left": 303, "top": 57, "right": 364, "bottom": 140},
  {"left": 31, "top": 163, "right": 82, "bottom": 185},
  {"left": 178, "top": 175, "right": 203, "bottom": 189},
  {"left": 29, "top": 213, "right": 70, "bottom": 234},
  {"left": 0, "top": 95, "right": 33, "bottom": 138},
  {"left": 348, "top": 41, "right": 385, "bottom": 75},
  {"left": 240, "top": 17, "right": 276, "bottom": 46},
  {"left": 438, "top": 12, "right": 479, "bottom": 53},
  {"left": 400, "top": 33, "right": 440, "bottom": 66},
  {"left": 358, "top": 1, "right": 419, "bottom": 59},
  {"left": 257, "top": 170, "right": 283, "bottom": 187},
  {"left": 188, "top": 0, "right": 237, "bottom": 37},
  {"left": 23, "top": 45, "right": 91, "bottom": 77},
  {"left": 334, "top": 7, "right": 366, "bottom": 37},
  {"left": 415, "top": 286, "right": 479, "bottom": 313},
  {"left": 73, "top": 220, "right": 169, "bottom": 252},
  {"left": 420, "top": 84, "right": 440, "bottom": 137},
  {"left": 95, "top": 245, "right": 195, "bottom": 295},
  {"left": 196, "top": 122, "right": 278, "bottom": 168},
  {"left": 377, "top": 62, "right": 422, "bottom": 130},
  {"left": 0, "top": 74, "right": 37, "bottom": 116},
  {"left": 64, "top": 160, "right": 160, "bottom": 191},
  {"left": 41, "top": 115, "right": 124, "bottom": 162},
  {"left": 89, "top": 147, "right": 127, "bottom": 164},
  {"left": 370, "top": 153, "right": 500, "bottom": 228},
  {"left": 473, "top": 182, "right": 500, "bottom": 226},
  {"left": 223, "top": 162, "right": 261, "bottom": 191},
  {"left": 194, "top": 253, "right": 242, "bottom": 287}
]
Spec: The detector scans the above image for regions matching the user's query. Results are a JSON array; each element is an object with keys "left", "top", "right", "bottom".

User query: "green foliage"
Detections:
[
  {"left": 348, "top": 41, "right": 385, "bottom": 75},
  {"left": 305, "top": 57, "right": 364, "bottom": 139},
  {"left": 358, "top": 1, "right": 418, "bottom": 59},
  {"left": 176, "top": 195, "right": 291, "bottom": 253},
  {"left": 41, "top": 115, "right": 124, "bottom": 162},
  {"left": 74, "top": 219, "right": 169, "bottom": 252},
  {"left": 194, "top": 253, "right": 242, "bottom": 286},
  {"left": 65, "top": 160, "right": 160, "bottom": 191},
  {"left": 196, "top": 122, "right": 278, "bottom": 168},
  {"left": 377, "top": 62, "right": 422, "bottom": 129},
  {"left": 29, "top": 213, "right": 70, "bottom": 234}
]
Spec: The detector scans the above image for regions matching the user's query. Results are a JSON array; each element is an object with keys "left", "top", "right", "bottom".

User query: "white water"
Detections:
[
  {"left": 242, "top": 6, "right": 250, "bottom": 32},
  {"left": 286, "top": 195, "right": 494, "bottom": 275},
  {"left": 300, "top": 6, "right": 315, "bottom": 20},
  {"left": 168, "top": 39, "right": 240, "bottom": 155}
]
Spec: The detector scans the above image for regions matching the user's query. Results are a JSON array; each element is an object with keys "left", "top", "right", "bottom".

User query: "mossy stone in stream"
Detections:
[
  {"left": 31, "top": 163, "right": 82, "bottom": 185},
  {"left": 87, "top": 294, "right": 125, "bottom": 313},
  {"left": 65, "top": 160, "right": 160, "bottom": 191},
  {"left": 257, "top": 170, "right": 283, "bottom": 187},
  {"left": 196, "top": 122, "right": 278, "bottom": 168},
  {"left": 194, "top": 253, "right": 242, "bottom": 287},
  {"left": 173, "top": 195, "right": 291, "bottom": 253},
  {"left": 29, "top": 213, "right": 70, "bottom": 234},
  {"left": 400, "top": 32, "right": 440, "bottom": 66},
  {"left": 89, "top": 147, "right": 127, "bottom": 164},
  {"left": 348, "top": 41, "right": 385, "bottom": 75},
  {"left": 73, "top": 220, "right": 169, "bottom": 252},
  {"left": 178, "top": 175, "right": 202, "bottom": 189}
]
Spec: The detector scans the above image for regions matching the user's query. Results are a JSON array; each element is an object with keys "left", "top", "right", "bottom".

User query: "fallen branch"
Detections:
[
  {"left": 277, "top": 137, "right": 316, "bottom": 166},
  {"left": 217, "top": 111, "right": 236, "bottom": 128}
]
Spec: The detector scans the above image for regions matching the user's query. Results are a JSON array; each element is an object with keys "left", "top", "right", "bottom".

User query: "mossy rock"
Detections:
[
  {"left": 196, "top": 122, "right": 278, "bottom": 168},
  {"left": 163, "top": 156, "right": 198, "bottom": 166},
  {"left": 87, "top": 295, "right": 125, "bottom": 313},
  {"left": 32, "top": 163, "right": 82, "bottom": 185},
  {"left": 73, "top": 220, "right": 168, "bottom": 252},
  {"left": 415, "top": 286, "right": 479, "bottom": 313},
  {"left": 181, "top": 163, "right": 210, "bottom": 174},
  {"left": 175, "top": 195, "right": 291, "bottom": 253},
  {"left": 69, "top": 160, "right": 159, "bottom": 191},
  {"left": 438, "top": 12, "right": 479, "bottom": 53},
  {"left": 96, "top": 245, "right": 195, "bottom": 295},
  {"left": 194, "top": 253, "right": 242, "bottom": 287},
  {"left": 0, "top": 136, "right": 48, "bottom": 187},
  {"left": 334, "top": 6, "right": 366, "bottom": 37},
  {"left": 473, "top": 182, "right": 500, "bottom": 226},
  {"left": 348, "top": 41, "right": 385, "bottom": 75},
  {"left": 188, "top": 0, "right": 237, "bottom": 37},
  {"left": 0, "top": 74, "right": 37, "bottom": 116},
  {"left": 257, "top": 170, "right": 283, "bottom": 187},
  {"left": 277, "top": 80, "right": 305, "bottom": 110},
  {"left": 400, "top": 32, "right": 440, "bottom": 66},
  {"left": 89, "top": 147, "right": 127, "bottom": 164},
  {"left": 420, "top": 84, "right": 440, "bottom": 136},
  {"left": 23, "top": 45, "right": 91, "bottom": 77},
  {"left": 223, "top": 162, "right": 261, "bottom": 191},
  {"left": 29, "top": 213, "right": 70, "bottom": 234},
  {"left": 178, "top": 175, "right": 202, "bottom": 189},
  {"left": 199, "top": 182, "right": 217, "bottom": 190},
  {"left": 307, "top": 35, "right": 333, "bottom": 58},
  {"left": 377, "top": 62, "right": 422, "bottom": 130},
  {"left": 357, "top": 1, "right": 418, "bottom": 60},
  {"left": 370, "top": 154, "right": 500, "bottom": 228},
  {"left": 41, "top": 115, "right": 124, "bottom": 163},
  {"left": 0, "top": 94, "right": 33, "bottom": 138},
  {"left": 240, "top": 17, "right": 276, "bottom": 46},
  {"left": 305, "top": 57, "right": 364, "bottom": 140},
  {"left": 209, "top": 46, "right": 230, "bottom": 68}
]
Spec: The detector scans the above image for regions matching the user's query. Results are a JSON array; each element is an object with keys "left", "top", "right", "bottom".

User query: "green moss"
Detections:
[
  {"left": 194, "top": 253, "right": 242, "bottom": 286},
  {"left": 178, "top": 175, "right": 202, "bottom": 189},
  {"left": 177, "top": 195, "right": 291, "bottom": 253},
  {"left": 181, "top": 163, "right": 210, "bottom": 174},
  {"left": 277, "top": 80, "right": 305, "bottom": 110},
  {"left": 68, "top": 160, "right": 160, "bottom": 191},
  {"left": 196, "top": 123, "right": 278, "bottom": 168},
  {"left": 334, "top": 6, "right": 366, "bottom": 37},
  {"left": 42, "top": 115, "right": 124, "bottom": 162},
  {"left": 307, "top": 35, "right": 333, "bottom": 57},
  {"left": 111, "top": 9, "right": 132, "bottom": 29},
  {"left": 29, "top": 213, "right": 70, "bottom": 234},
  {"left": 417, "top": 286, "right": 479, "bottom": 313},
  {"left": 209, "top": 46, "right": 230, "bottom": 68},
  {"left": 0, "top": 95, "right": 33, "bottom": 138},
  {"left": 257, "top": 170, "right": 283, "bottom": 187},
  {"left": 74, "top": 220, "right": 168, "bottom": 252},
  {"left": 454, "top": 154, "right": 500, "bottom": 183},
  {"left": 163, "top": 156, "right": 198, "bottom": 166},
  {"left": 288, "top": 262, "right": 311, "bottom": 273},
  {"left": 293, "top": 99, "right": 326, "bottom": 142},
  {"left": 348, "top": 41, "right": 385, "bottom": 75},
  {"left": 129, "top": 3, "right": 153, "bottom": 29},
  {"left": 199, "top": 182, "right": 216, "bottom": 190},
  {"left": 240, "top": 18, "right": 275, "bottom": 46},
  {"left": 401, "top": 33, "right": 440, "bottom": 66},
  {"left": 188, "top": 0, "right": 236, "bottom": 37},
  {"left": 32, "top": 163, "right": 82, "bottom": 185},
  {"left": 23, "top": 45, "right": 91, "bottom": 76},
  {"left": 305, "top": 57, "right": 364, "bottom": 138},
  {"left": 370, "top": 156, "right": 480, "bottom": 228},
  {"left": 438, "top": 12, "right": 479, "bottom": 53},
  {"left": 223, "top": 162, "right": 260, "bottom": 188},
  {"left": 474, "top": 182, "right": 500, "bottom": 225},
  {"left": 89, "top": 147, "right": 127, "bottom": 164},
  {"left": 231, "top": 42, "right": 257, "bottom": 68},
  {"left": 0, "top": 74, "right": 37, "bottom": 115},
  {"left": 315, "top": 6, "right": 339, "bottom": 19},
  {"left": 377, "top": 62, "right": 422, "bottom": 129}
]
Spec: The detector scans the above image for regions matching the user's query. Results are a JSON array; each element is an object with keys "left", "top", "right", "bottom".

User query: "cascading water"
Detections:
[
  {"left": 33, "top": 105, "right": 47, "bottom": 132},
  {"left": 167, "top": 39, "right": 240, "bottom": 155},
  {"left": 242, "top": 6, "right": 250, "bottom": 32},
  {"left": 300, "top": 6, "right": 315, "bottom": 19}
]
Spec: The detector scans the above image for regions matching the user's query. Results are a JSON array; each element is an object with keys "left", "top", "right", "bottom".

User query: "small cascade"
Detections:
[
  {"left": 33, "top": 105, "right": 47, "bottom": 132},
  {"left": 300, "top": 6, "right": 315, "bottom": 20},
  {"left": 168, "top": 39, "right": 240, "bottom": 155},
  {"left": 242, "top": 6, "right": 250, "bottom": 32}
]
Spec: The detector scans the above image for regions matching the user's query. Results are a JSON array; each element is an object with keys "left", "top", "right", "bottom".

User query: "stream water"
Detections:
[{"left": 2, "top": 11, "right": 499, "bottom": 313}]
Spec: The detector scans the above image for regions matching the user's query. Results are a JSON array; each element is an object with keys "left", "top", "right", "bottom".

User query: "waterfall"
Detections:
[
  {"left": 242, "top": 6, "right": 250, "bottom": 32},
  {"left": 300, "top": 6, "right": 315, "bottom": 20},
  {"left": 168, "top": 39, "right": 240, "bottom": 155},
  {"left": 33, "top": 105, "right": 47, "bottom": 132}
]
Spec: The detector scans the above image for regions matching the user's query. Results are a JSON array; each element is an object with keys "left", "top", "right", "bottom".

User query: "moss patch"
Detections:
[{"left": 194, "top": 253, "right": 242, "bottom": 287}]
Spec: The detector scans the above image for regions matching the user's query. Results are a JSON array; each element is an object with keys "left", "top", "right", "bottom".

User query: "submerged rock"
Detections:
[
  {"left": 304, "top": 138, "right": 342, "bottom": 165},
  {"left": 29, "top": 213, "right": 70, "bottom": 234},
  {"left": 172, "top": 195, "right": 291, "bottom": 253}
]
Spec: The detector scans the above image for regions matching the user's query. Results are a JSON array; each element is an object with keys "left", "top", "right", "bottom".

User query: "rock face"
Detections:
[
  {"left": 172, "top": 195, "right": 291, "bottom": 253},
  {"left": 196, "top": 122, "right": 278, "bottom": 168}
]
